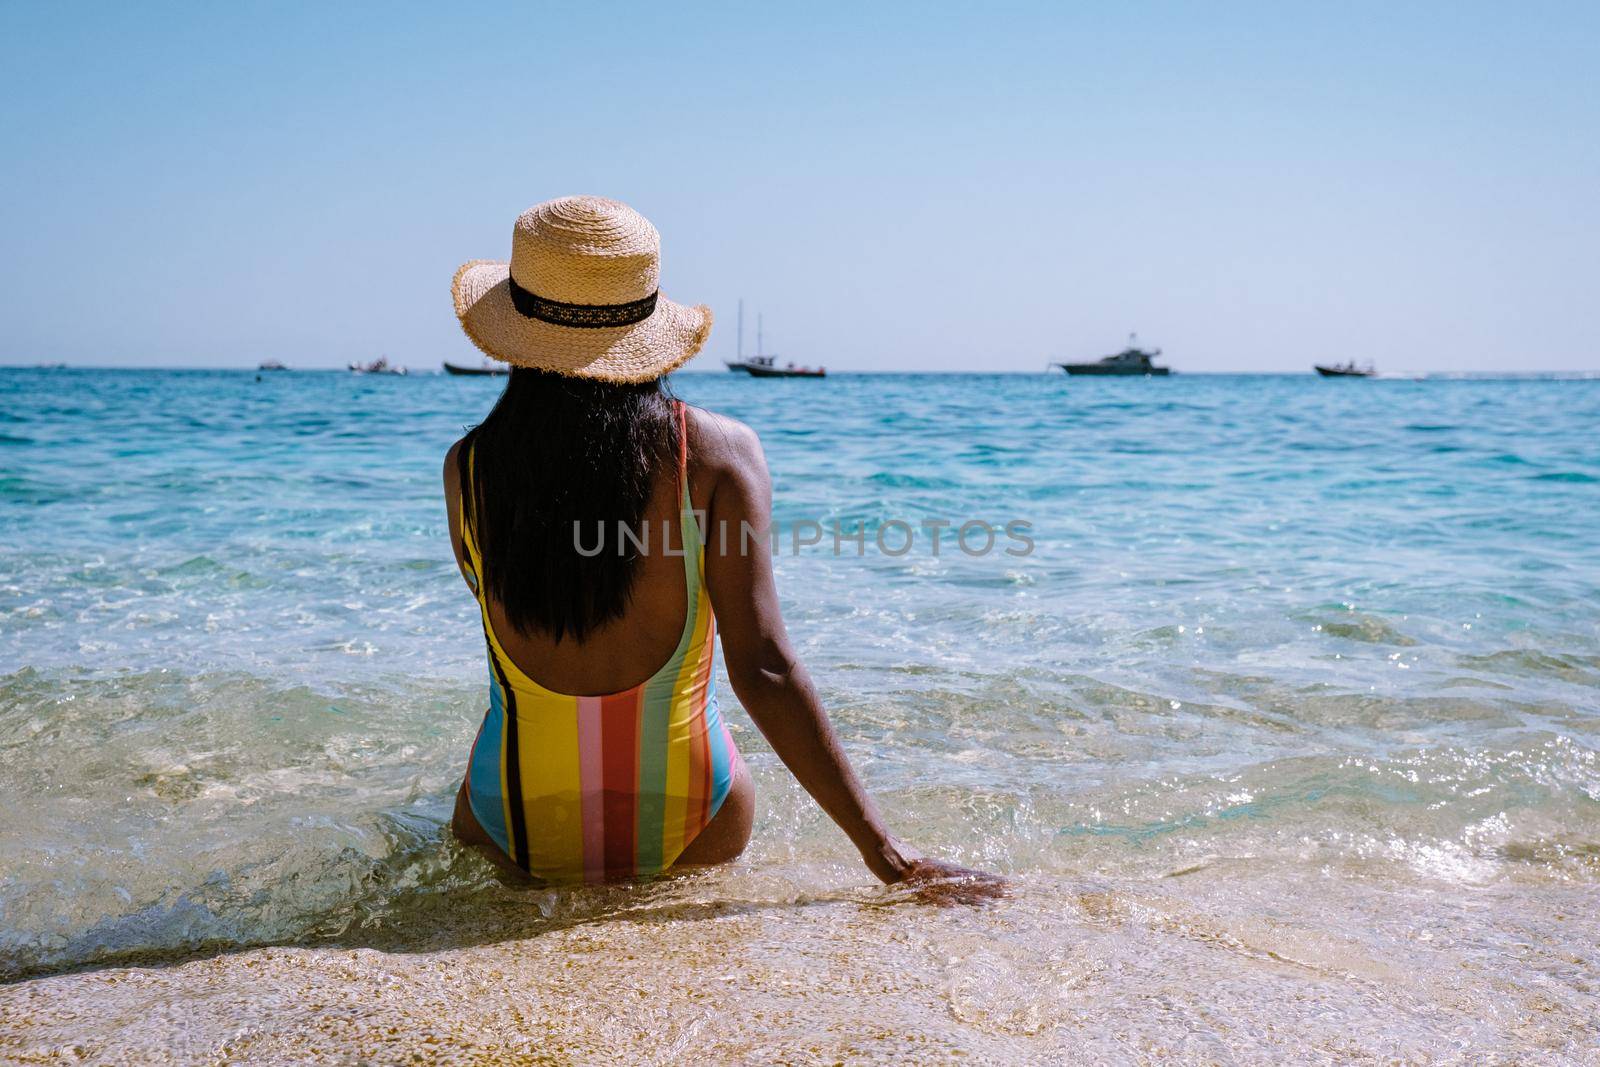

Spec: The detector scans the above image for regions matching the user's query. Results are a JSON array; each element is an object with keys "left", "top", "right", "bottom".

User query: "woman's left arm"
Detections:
[{"left": 442, "top": 440, "right": 476, "bottom": 593}]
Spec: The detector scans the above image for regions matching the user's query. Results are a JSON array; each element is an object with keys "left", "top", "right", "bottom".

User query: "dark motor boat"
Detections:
[
  {"left": 1054, "top": 334, "right": 1170, "bottom": 376},
  {"left": 443, "top": 360, "right": 510, "bottom": 376},
  {"left": 1314, "top": 362, "right": 1374, "bottom": 378},
  {"left": 725, "top": 301, "right": 826, "bottom": 378}
]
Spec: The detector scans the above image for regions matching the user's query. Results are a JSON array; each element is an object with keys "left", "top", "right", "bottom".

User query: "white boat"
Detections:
[
  {"left": 349, "top": 356, "right": 407, "bottom": 375},
  {"left": 724, "top": 302, "right": 825, "bottom": 378}
]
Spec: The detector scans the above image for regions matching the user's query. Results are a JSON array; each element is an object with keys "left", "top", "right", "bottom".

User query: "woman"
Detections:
[{"left": 445, "top": 196, "right": 1000, "bottom": 903}]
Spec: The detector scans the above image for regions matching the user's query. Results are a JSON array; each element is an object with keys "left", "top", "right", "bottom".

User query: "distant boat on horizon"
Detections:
[
  {"left": 1314, "top": 361, "right": 1375, "bottom": 378},
  {"left": 725, "top": 301, "right": 826, "bottom": 378},
  {"left": 258, "top": 360, "right": 289, "bottom": 372},
  {"left": 349, "top": 356, "right": 406, "bottom": 375},
  {"left": 1053, "top": 334, "right": 1171, "bottom": 376},
  {"left": 443, "top": 360, "right": 509, "bottom": 377}
]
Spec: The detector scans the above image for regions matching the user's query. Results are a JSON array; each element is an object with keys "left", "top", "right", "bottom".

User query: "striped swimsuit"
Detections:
[{"left": 458, "top": 402, "right": 739, "bottom": 882}]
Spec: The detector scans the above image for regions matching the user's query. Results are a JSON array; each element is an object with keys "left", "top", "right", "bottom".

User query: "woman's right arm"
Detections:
[{"left": 696, "top": 411, "right": 1003, "bottom": 904}]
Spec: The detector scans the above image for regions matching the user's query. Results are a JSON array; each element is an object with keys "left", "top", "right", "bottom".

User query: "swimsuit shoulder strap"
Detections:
[
  {"left": 676, "top": 399, "right": 688, "bottom": 501},
  {"left": 675, "top": 400, "right": 705, "bottom": 589}
]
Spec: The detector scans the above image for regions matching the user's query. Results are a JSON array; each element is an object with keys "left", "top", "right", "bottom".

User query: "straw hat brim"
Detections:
[{"left": 452, "top": 260, "right": 712, "bottom": 383}]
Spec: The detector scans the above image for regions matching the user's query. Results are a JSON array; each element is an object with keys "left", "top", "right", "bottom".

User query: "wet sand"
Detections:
[{"left": 4, "top": 855, "right": 1596, "bottom": 1064}]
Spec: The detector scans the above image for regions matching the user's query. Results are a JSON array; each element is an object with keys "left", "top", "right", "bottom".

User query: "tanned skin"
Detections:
[{"left": 445, "top": 403, "right": 1004, "bottom": 905}]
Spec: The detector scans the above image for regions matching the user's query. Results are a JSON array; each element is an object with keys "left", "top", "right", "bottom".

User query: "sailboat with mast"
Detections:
[{"left": 724, "top": 300, "right": 826, "bottom": 378}]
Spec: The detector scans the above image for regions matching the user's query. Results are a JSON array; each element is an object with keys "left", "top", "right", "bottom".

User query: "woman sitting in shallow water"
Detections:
[{"left": 444, "top": 196, "right": 1000, "bottom": 903}]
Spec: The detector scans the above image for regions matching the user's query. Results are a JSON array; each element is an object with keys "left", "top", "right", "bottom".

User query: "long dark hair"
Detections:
[{"left": 459, "top": 368, "right": 678, "bottom": 643}]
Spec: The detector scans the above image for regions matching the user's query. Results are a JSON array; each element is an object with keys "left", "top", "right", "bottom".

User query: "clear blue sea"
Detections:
[{"left": 2, "top": 367, "right": 1598, "bottom": 1059}]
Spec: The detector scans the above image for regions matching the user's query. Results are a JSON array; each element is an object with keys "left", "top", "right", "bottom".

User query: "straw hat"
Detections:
[{"left": 451, "top": 196, "right": 712, "bottom": 382}]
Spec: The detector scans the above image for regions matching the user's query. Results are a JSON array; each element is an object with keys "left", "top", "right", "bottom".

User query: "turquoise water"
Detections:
[{"left": 2, "top": 368, "right": 1598, "bottom": 1060}]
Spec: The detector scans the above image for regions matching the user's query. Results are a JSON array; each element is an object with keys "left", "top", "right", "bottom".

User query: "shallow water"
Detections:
[{"left": 1, "top": 368, "right": 1598, "bottom": 1063}]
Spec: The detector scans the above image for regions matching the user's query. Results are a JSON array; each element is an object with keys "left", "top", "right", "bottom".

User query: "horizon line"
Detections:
[{"left": 3, "top": 363, "right": 1598, "bottom": 379}]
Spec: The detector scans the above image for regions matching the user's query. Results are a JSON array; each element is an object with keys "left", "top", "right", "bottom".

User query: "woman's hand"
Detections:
[
  {"left": 893, "top": 857, "right": 1008, "bottom": 907},
  {"left": 868, "top": 839, "right": 1008, "bottom": 906}
]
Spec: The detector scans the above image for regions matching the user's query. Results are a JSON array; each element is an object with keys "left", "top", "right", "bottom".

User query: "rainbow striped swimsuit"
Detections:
[{"left": 458, "top": 405, "right": 738, "bottom": 882}]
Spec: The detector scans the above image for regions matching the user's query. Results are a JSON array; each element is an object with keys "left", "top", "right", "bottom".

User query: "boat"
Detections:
[
  {"left": 348, "top": 356, "right": 407, "bottom": 375},
  {"left": 725, "top": 301, "right": 826, "bottom": 378},
  {"left": 1314, "top": 361, "right": 1374, "bottom": 378},
  {"left": 1053, "top": 334, "right": 1170, "bottom": 376},
  {"left": 443, "top": 360, "right": 510, "bottom": 377},
  {"left": 257, "top": 360, "right": 289, "bottom": 371},
  {"left": 728, "top": 355, "right": 827, "bottom": 379}
]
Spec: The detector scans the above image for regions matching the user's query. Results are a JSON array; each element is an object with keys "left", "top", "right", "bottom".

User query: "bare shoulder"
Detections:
[
  {"left": 442, "top": 438, "right": 465, "bottom": 494},
  {"left": 685, "top": 404, "right": 765, "bottom": 476}
]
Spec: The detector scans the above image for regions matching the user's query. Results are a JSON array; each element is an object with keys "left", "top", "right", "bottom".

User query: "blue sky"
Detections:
[{"left": 1, "top": 2, "right": 1596, "bottom": 372}]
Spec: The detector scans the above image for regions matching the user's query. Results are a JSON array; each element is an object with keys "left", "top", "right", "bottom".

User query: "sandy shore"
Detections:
[{"left": 4, "top": 864, "right": 1595, "bottom": 1065}]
